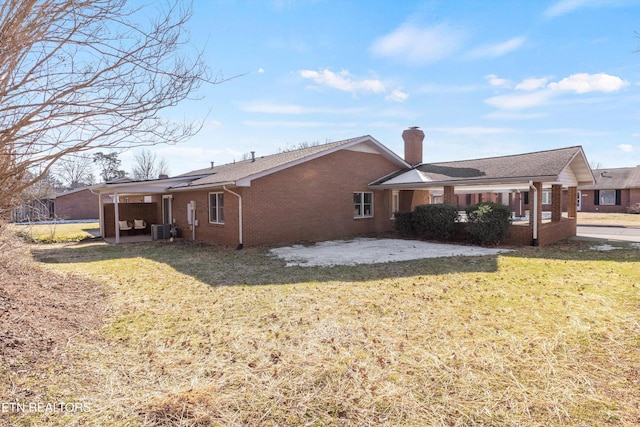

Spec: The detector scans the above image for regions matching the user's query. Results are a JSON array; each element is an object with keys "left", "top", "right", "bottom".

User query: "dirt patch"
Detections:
[
  {"left": 0, "top": 226, "right": 106, "bottom": 367},
  {"left": 270, "top": 238, "right": 510, "bottom": 267}
]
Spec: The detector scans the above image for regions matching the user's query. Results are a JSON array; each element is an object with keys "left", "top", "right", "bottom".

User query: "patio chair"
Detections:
[
  {"left": 133, "top": 219, "right": 147, "bottom": 235},
  {"left": 118, "top": 220, "right": 132, "bottom": 236}
]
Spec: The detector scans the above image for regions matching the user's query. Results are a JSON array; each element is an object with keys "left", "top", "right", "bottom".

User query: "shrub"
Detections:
[
  {"left": 464, "top": 202, "right": 511, "bottom": 245},
  {"left": 393, "top": 211, "right": 413, "bottom": 235},
  {"left": 412, "top": 204, "right": 459, "bottom": 240}
]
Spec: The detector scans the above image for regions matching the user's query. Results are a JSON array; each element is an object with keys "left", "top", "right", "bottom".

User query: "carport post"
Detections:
[{"left": 114, "top": 191, "right": 120, "bottom": 244}]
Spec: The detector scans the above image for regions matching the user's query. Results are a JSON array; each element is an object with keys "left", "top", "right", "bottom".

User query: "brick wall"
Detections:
[
  {"left": 169, "top": 149, "right": 401, "bottom": 247},
  {"left": 578, "top": 189, "right": 630, "bottom": 213},
  {"left": 55, "top": 189, "right": 99, "bottom": 220},
  {"left": 538, "top": 218, "right": 576, "bottom": 246}
]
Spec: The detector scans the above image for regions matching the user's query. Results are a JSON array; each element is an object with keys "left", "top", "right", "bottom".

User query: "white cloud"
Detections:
[
  {"left": 242, "top": 102, "right": 305, "bottom": 114},
  {"left": 370, "top": 23, "right": 466, "bottom": 65},
  {"left": 485, "top": 74, "right": 511, "bottom": 88},
  {"left": 430, "top": 126, "right": 514, "bottom": 136},
  {"left": 544, "top": 0, "right": 591, "bottom": 18},
  {"left": 386, "top": 89, "right": 409, "bottom": 102},
  {"left": 239, "top": 101, "right": 370, "bottom": 115},
  {"left": 484, "top": 111, "right": 546, "bottom": 120},
  {"left": 548, "top": 73, "right": 629, "bottom": 93},
  {"left": 258, "top": 68, "right": 265, "bottom": 73},
  {"left": 299, "top": 69, "right": 385, "bottom": 94},
  {"left": 485, "top": 90, "right": 554, "bottom": 110},
  {"left": 618, "top": 144, "right": 634, "bottom": 152},
  {"left": 516, "top": 77, "right": 549, "bottom": 91},
  {"left": 467, "top": 36, "right": 526, "bottom": 59}
]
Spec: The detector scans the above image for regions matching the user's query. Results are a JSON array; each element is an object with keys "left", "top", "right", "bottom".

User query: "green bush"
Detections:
[
  {"left": 412, "top": 204, "right": 459, "bottom": 240},
  {"left": 393, "top": 211, "right": 414, "bottom": 235},
  {"left": 464, "top": 202, "right": 511, "bottom": 245}
]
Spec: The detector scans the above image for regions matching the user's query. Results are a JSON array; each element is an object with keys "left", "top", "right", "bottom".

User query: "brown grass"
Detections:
[
  {"left": 1, "top": 234, "right": 639, "bottom": 426},
  {"left": 577, "top": 211, "right": 640, "bottom": 227}
]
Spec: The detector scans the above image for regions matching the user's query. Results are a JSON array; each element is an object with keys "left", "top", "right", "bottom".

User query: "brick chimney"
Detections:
[{"left": 402, "top": 126, "right": 424, "bottom": 166}]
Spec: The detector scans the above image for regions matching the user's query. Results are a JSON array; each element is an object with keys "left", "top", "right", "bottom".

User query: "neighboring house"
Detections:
[
  {"left": 54, "top": 187, "right": 100, "bottom": 220},
  {"left": 11, "top": 196, "right": 55, "bottom": 222},
  {"left": 577, "top": 166, "right": 640, "bottom": 213},
  {"left": 91, "top": 127, "right": 594, "bottom": 247}
]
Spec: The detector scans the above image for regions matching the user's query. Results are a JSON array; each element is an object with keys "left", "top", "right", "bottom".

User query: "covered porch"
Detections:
[
  {"left": 371, "top": 146, "right": 595, "bottom": 246},
  {"left": 91, "top": 175, "right": 202, "bottom": 244}
]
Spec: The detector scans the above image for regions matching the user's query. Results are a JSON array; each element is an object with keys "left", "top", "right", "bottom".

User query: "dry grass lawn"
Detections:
[{"left": 1, "top": 223, "right": 639, "bottom": 426}]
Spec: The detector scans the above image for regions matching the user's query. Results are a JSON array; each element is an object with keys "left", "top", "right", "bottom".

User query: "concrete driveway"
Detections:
[
  {"left": 270, "top": 238, "right": 510, "bottom": 267},
  {"left": 574, "top": 225, "right": 640, "bottom": 243}
]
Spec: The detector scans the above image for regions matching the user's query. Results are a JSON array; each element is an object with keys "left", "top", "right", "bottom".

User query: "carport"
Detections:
[
  {"left": 91, "top": 175, "right": 205, "bottom": 244},
  {"left": 370, "top": 146, "right": 595, "bottom": 246}
]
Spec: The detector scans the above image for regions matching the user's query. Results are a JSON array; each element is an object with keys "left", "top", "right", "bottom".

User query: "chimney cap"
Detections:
[{"left": 409, "top": 126, "right": 420, "bottom": 130}]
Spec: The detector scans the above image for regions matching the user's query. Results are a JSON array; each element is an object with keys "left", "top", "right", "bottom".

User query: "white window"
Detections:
[
  {"left": 391, "top": 190, "right": 399, "bottom": 219},
  {"left": 354, "top": 192, "right": 373, "bottom": 218},
  {"left": 432, "top": 196, "right": 443, "bottom": 204},
  {"left": 542, "top": 190, "right": 552, "bottom": 205},
  {"left": 209, "top": 192, "right": 224, "bottom": 223},
  {"left": 599, "top": 190, "right": 616, "bottom": 206}
]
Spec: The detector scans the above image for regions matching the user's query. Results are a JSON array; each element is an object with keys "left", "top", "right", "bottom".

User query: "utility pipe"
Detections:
[
  {"left": 223, "top": 185, "right": 243, "bottom": 249},
  {"left": 529, "top": 181, "right": 538, "bottom": 246}
]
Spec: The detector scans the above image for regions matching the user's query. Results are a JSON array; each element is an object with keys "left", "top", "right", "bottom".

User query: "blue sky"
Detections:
[{"left": 123, "top": 0, "right": 640, "bottom": 175}]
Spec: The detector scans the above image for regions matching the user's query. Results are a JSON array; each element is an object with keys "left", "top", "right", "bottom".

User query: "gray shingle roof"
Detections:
[
  {"left": 172, "top": 136, "right": 379, "bottom": 189},
  {"left": 580, "top": 166, "right": 640, "bottom": 190},
  {"left": 420, "top": 146, "right": 583, "bottom": 182},
  {"left": 372, "top": 146, "right": 589, "bottom": 186}
]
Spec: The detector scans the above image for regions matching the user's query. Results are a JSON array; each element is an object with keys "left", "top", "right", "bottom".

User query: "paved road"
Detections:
[{"left": 574, "top": 225, "right": 640, "bottom": 243}]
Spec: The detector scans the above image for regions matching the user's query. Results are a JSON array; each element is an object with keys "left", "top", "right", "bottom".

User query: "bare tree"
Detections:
[
  {"left": 0, "top": 0, "right": 223, "bottom": 218},
  {"left": 55, "top": 154, "right": 96, "bottom": 189},
  {"left": 132, "top": 149, "right": 170, "bottom": 180}
]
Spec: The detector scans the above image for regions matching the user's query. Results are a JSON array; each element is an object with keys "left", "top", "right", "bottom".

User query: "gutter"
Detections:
[
  {"left": 529, "top": 181, "right": 538, "bottom": 246},
  {"left": 223, "top": 185, "right": 244, "bottom": 250},
  {"left": 369, "top": 175, "right": 559, "bottom": 190}
]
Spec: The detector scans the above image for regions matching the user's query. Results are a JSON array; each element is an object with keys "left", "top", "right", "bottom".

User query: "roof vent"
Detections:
[
  {"left": 251, "top": 151, "right": 256, "bottom": 162},
  {"left": 210, "top": 161, "right": 214, "bottom": 169}
]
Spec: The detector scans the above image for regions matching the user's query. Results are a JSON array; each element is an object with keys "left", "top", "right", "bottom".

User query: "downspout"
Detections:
[
  {"left": 529, "top": 181, "right": 538, "bottom": 246},
  {"left": 223, "top": 185, "right": 243, "bottom": 250}
]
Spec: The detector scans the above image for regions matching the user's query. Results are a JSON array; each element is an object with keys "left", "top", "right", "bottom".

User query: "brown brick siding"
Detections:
[
  {"left": 54, "top": 189, "right": 99, "bottom": 220},
  {"left": 169, "top": 150, "right": 401, "bottom": 247},
  {"left": 578, "top": 189, "right": 631, "bottom": 213}
]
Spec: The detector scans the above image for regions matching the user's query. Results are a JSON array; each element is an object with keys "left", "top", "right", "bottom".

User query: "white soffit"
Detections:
[
  {"left": 382, "top": 169, "right": 431, "bottom": 185},
  {"left": 345, "top": 141, "right": 380, "bottom": 155}
]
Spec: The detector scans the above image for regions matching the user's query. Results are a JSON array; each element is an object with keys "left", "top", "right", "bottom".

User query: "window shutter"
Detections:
[
  {"left": 594, "top": 190, "right": 599, "bottom": 205},
  {"left": 615, "top": 190, "right": 621, "bottom": 205},
  {"left": 524, "top": 192, "right": 529, "bottom": 205}
]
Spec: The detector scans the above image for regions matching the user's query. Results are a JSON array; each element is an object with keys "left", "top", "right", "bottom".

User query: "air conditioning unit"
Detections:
[{"left": 151, "top": 224, "right": 171, "bottom": 240}]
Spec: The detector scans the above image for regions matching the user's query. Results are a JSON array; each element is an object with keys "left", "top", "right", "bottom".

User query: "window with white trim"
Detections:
[
  {"left": 354, "top": 192, "right": 373, "bottom": 218},
  {"left": 209, "top": 192, "right": 224, "bottom": 223},
  {"left": 542, "top": 190, "right": 552, "bottom": 205}
]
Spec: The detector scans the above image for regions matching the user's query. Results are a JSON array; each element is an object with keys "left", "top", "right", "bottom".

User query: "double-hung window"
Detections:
[
  {"left": 542, "top": 190, "right": 552, "bottom": 205},
  {"left": 209, "top": 192, "right": 224, "bottom": 223},
  {"left": 595, "top": 189, "right": 620, "bottom": 206},
  {"left": 354, "top": 192, "right": 373, "bottom": 218}
]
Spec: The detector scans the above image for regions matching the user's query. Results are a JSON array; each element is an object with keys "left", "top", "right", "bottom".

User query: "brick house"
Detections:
[
  {"left": 93, "top": 136, "right": 410, "bottom": 246},
  {"left": 92, "top": 127, "right": 594, "bottom": 247},
  {"left": 371, "top": 128, "right": 594, "bottom": 246},
  {"left": 576, "top": 166, "right": 640, "bottom": 213},
  {"left": 53, "top": 187, "right": 100, "bottom": 220}
]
